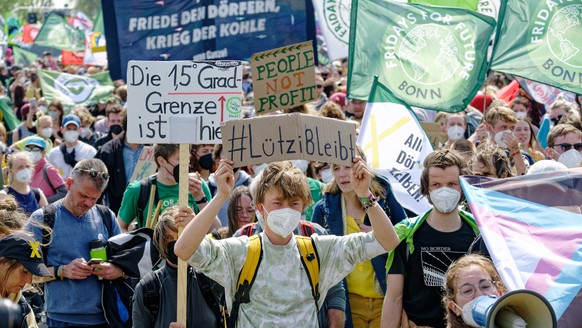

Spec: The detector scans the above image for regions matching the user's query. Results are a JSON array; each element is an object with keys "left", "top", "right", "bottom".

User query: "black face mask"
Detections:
[
  {"left": 109, "top": 124, "right": 123, "bottom": 136},
  {"left": 172, "top": 163, "right": 180, "bottom": 183},
  {"left": 166, "top": 241, "right": 178, "bottom": 265},
  {"left": 198, "top": 153, "right": 214, "bottom": 171}
]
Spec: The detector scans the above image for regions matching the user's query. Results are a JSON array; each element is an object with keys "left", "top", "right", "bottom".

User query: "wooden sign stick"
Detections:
[{"left": 177, "top": 144, "right": 189, "bottom": 324}]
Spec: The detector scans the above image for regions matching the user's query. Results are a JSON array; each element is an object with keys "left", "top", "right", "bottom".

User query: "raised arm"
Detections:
[
  {"left": 174, "top": 160, "right": 234, "bottom": 260},
  {"left": 350, "top": 157, "right": 399, "bottom": 251}
]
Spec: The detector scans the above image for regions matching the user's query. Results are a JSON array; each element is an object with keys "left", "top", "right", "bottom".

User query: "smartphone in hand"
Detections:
[{"left": 87, "top": 258, "right": 103, "bottom": 266}]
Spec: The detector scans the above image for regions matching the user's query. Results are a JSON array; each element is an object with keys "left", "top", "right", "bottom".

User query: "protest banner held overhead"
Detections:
[
  {"left": 251, "top": 41, "right": 316, "bottom": 114},
  {"left": 491, "top": 1, "right": 582, "bottom": 95},
  {"left": 126, "top": 60, "right": 242, "bottom": 144},
  {"left": 130, "top": 146, "right": 157, "bottom": 182},
  {"left": 33, "top": 13, "right": 85, "bottom": 51},
  {"left": 515, "top": 76, "right": 577, "bottom": 110},
  {"left": 84, "top": 9, "right": 108, "bottom": 67},
  {"left": 461, "top": 169, "right": 582, "bottom": 328},
  {"left": 38, "top": 69, "right": 114, "bottom": 112},
  {"left": 312, "top": 0, "right": 351, "bottom": 61},
  {"left": 348, "top": 0, "right": 495, "bottom": 112},
  {"left": 12, "top": 46, "right": 38, "bottom": 67},
  {"left": 358, "top": 78, "right": 432, "bottom": 215},
  {"left": 102, "top": 0, "right": 315, "bottom": 80},
  {"left": 221, "top": 113, "right": 357, "bottom": 167},
  {"left": 0, "top": 96, "right": 20, "bottom": 131}
]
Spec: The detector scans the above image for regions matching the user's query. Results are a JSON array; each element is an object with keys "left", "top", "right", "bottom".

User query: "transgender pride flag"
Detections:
[{"left": 461, "top": 169, "right": 582, "bottom": 328}]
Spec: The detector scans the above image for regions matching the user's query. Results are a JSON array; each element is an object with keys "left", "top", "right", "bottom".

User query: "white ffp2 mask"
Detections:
[
  {"left": 265, "top": 208, "right": 301, "bottom": 238},
  {"left": 430, "top": 187, "right": 461, "bottom": 214}
]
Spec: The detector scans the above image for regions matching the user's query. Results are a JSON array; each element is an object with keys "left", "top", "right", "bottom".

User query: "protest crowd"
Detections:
[{"left": 0, "top": 1, "right": 581, "bottom": 328}]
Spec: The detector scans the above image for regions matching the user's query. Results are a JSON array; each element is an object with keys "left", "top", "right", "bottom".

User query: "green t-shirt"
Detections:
[
  {"left": 304, "top": 177, "right": 325, "bottom": 221},
  {"left": 118, "top": 177, "right": 212, "bottom": 228}
]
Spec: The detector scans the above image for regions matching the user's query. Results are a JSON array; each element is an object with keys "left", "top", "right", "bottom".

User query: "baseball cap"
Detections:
[
  {"left": 62, "top": 114, "right": 81, "bottom": 128},
  {"left": 25, "top": 136, "right": 46, "bottom": 150},
  {"left": 0, "top": 233, "right": 51, "bottom": 277}
]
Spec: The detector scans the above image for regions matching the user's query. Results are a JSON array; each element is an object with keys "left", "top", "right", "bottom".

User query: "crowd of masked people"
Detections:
[{"left": 0, "top": 50, "right": 581, "bottom": 328}]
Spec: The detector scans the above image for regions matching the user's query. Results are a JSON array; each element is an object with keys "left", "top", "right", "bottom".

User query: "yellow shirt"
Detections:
[{"left": 345, "top": 214, "right": 383, "bottom": 298}]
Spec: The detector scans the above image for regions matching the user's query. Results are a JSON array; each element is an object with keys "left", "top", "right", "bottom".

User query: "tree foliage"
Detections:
[
  {"left": 1, "top": 0, "right": 58, "bottom": 24},
  {"left": 72, "top": 0, "right": 100, "bottom": 21}
]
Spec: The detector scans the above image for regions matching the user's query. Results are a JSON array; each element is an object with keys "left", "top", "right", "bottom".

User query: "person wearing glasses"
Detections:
[
  {"left": 548, "top": 99, "right": 580, "bottom": 127},
  {"left": 442, "top": 254, "right": 507, "bottom": 328},
  {"left": 26, "top": 159, "right": 125, "bottom": 328},
  {"left": 24, "top": 136, "right": 67, "bottom": 203},
  {"left": 311, "top": 75, "right": 328, "bottom": 111},
  {"left": 545, "top": 124, "right": 582, "bottom": 168}
]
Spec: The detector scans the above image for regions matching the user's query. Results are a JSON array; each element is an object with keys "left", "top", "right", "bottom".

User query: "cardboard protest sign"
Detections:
[
  {"left": 130, "top": 146, "right": 157, "bottom": 182},
  {"left": 251, "top": 41, "right": 316, "bottom": 114},
  {"left": 222, "top": 113, "right": 356, "bottom": 167},
  {"left": 126, "top": 60, "right": 242, "bottom": 144},
  {"left": 420, "top": 122, "right": 447, "bottom": 149}
]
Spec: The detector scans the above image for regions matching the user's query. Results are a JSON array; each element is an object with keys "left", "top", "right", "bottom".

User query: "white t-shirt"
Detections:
[
  {"left": 189, "top": 231, "right": 385, "bottom": 327},
  {"left": 48, "top": 141, "right": 97, "bottom": 178}
]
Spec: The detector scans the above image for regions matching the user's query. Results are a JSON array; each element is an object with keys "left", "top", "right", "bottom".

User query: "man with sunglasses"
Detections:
[
  {"left": 310, "top": 75, "right": 328, "bottom": 110},
  {"left": 27, "top": 159, "right": 125, "bottom": 328},
  {"left": 546, "top": 124, "right": 582, "bottom": 168}
]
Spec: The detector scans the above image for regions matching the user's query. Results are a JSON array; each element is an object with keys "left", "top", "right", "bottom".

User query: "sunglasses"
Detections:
[
  {"left": 25, "top": 147, "right": 42, "bottom": 153},
  {"left": 554, "top": 143, "right": 582, "bottom": 152},
  {"left": 550, "top": 115, "right": 564, "bottom": 125},
  {"left": 75, "top": 168, "right": 109, "bottom": 180},
  {"left": 316, "top": 84, "right": 323, "bottom": 89}
]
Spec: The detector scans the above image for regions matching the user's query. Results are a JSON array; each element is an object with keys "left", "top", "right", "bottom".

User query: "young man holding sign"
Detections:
[
  {"left": 174, "top": 158, "right": 400, "bottom": 327},
  {"left": 117, "top": 144, "right": 216, "bottom": 231}
]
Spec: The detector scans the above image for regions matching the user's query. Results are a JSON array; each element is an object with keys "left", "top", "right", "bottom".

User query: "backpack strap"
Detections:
[
  {"left": 230, "top": 234, "right": 263, "bottom": 327},
  {"left": 41, "top": 204, "right": 112, "bottom": 265},
  {"left": 95, "top": 204, "right": 113, "bottom": 237},
  {"left": 32, "top": 188, "right": 41, "bottom": 203},
  {"left": 141, "top": 272, "right": 162, "bottom": 317},
  {"left": 196, "top": 269, "right": 227, "bottom": 328},
  {"left": 137, "top": 175, "right": 157, "bottom": 227},
  {"left": 300, "top": 221, "right": 315, "bottom": 236},
  {"left": 41, "top": 203, "right": 57, "bottom": 264},
  {"left": 296, "top": 236, "right": 320, "bottom": 304},
  {"left": 240, "top": 222, "right": 255, "bottom": 237},
  {"left": 42, "top": 164, "right": 57, "bottom": 194}
]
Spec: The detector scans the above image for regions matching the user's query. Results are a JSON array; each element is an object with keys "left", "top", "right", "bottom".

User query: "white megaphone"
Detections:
[{"left": 460, "top": 290, "right": 557, "bottom": 328}]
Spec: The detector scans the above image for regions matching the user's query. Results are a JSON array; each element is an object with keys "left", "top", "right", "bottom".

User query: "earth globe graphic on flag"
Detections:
[
  {"left": 548, "top": 4, "right": 582, "bottom": 67},
  {"left": 400, "top": 24, "right": 460, "bottom": 86}
]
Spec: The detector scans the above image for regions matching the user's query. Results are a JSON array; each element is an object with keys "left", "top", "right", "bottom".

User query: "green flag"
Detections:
[
  {"left": 12, "top": 46, "right": 39, "bottom": 67},
  {"left": 33, "top": 13, "right": 85, "bottom": 52},
  {"left": 348, "top": 0, "right": 495, "bottom": 112},
  {"left": 39, "top": 70, "right": 114, "bottom": 112},
  {"left": 94, "top": 8, "right": 104, "bottom": 34},
  {"left": 409, "top": 0, "right": 478, "bottom": 11},
  {"left": 491, "top": 1, "right": 582, "bottom": 94},
  {"left": 0, "top": 96, "right": 20, "bottom": 131}
]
